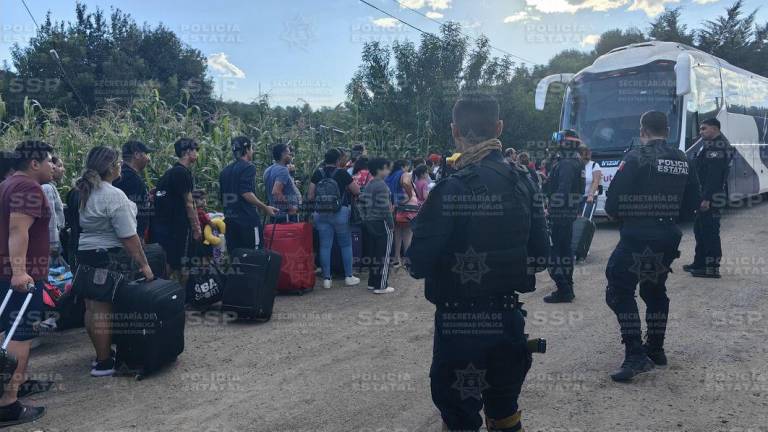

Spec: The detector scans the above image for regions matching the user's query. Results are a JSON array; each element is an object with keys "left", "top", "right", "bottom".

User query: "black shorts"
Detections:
[
  {"left": 153, "top": 224, "right": 191, "bottom": 271},
  {"left": 74, "top": 248, "right": 131, "bottom": 303},
  {"left": 0, "top": 280, "right": 46, "bottom": 342},
  {"left": 225, "top": 220, "right": 262, "bottom": 251}
]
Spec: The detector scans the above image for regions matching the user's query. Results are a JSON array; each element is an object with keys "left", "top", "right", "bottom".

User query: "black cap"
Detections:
[
  {"left": 122, "top": 141, "right": 154, "bottom": 157},
  {"left": 174, "top": 138, "right": 199, "bottom": 157}
]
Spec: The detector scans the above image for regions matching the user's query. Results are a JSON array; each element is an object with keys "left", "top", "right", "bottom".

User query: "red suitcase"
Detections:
[{"left": 264, "top": 222, "right": 316, "bottom": 294}]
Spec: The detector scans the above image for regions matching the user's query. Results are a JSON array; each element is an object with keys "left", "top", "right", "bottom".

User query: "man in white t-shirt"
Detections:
[{"left": 580, "top": 146, "right": 602, "bottom": 205}]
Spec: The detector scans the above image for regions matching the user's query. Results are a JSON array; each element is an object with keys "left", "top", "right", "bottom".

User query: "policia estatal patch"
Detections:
[{"left": 656, "top": 159, "right": 689, "bottom": 175}]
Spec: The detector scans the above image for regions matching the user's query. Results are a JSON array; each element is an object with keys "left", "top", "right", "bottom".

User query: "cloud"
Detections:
[
  {"left": 372, "top": 17, "right": 400, "bottom": 28},
  {"left": 426, "top": 11, "right": 444, "bottom": 19},
  {"left": 397, "top": 0, "right": 452, "bottom": 10},
  {"left": 503, "top": 11, "right": 542, "bottom": 23},
  {"left": 692, "top": 0, "right": 718, "bottom": 4},
  {"left": 524, "top": 0, "right": 681, "bottom": 17},
  {"left": 627, "top": 0, "right": 680, "bottom": 16},
  {"left": 207, "top": 53, "right": 245, "bottom": 78},
  {"left": 581, "top": 34, "right": 601, "bottom": 46},
  {"left": 525, "top": 0, "right": 629, "bottom": 14}
]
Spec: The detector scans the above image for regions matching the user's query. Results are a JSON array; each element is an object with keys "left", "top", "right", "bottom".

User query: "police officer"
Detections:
[
  {"left": 684, "top": 118, "right": 733, "bottom": 279},
  {"left": 604, "top": 111, "right": 700, "bottom": 382},
  {"left": 408, "top": 94, "right": 549, "bottom": 431},
  {"left": 543, "top": 130, "right": 584, "bottom": 303}
]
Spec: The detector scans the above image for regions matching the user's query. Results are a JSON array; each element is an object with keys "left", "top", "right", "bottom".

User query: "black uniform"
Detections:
[
  {"left": 408, "top": 150, "right": 549, "bottom": 431},
  {"left": 691, "top": 134, "right": 732, "bottom": 272},
  {"left": 605, "top": 139, "right": 699, "bottom": 358},
  {"left": 544, "top": 150, "right": 584, "bottom": 299}
]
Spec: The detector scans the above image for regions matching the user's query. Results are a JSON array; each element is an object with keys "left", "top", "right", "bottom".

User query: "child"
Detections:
[
  {"left": 359, "top": 158, "right": 395, "bottom": 294},
  {"left": 192, "top": 190, "right": 215, "bottom": 265}
]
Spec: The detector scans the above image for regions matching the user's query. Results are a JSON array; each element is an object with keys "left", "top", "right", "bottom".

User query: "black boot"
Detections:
[
  {"left": 643, "top": 334, "right": 667, "bottom": 366},
  {"left": 610, "top": 340, "right": 655, "bottom": 382},
  {"left": 682, "top": 263, "right": 701, "bottom": 273},
  {"left": 690, "top": 267, "right": 721, "bottom": 278},
  {"left": 543, "top": 286, "right": 574, "bottom": 303}
]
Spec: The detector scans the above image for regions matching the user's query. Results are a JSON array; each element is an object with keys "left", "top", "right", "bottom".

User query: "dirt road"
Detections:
[{"left": 21, "top": 198, "right": 768, "bottom": 432}]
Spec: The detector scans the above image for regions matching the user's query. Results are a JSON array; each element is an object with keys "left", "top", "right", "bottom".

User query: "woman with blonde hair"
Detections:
[{"left": 74, "top": 146, "right": 154, "bottom": 377}]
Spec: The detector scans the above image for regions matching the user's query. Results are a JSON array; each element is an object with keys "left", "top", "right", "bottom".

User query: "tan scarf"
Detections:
[{"left": 454, "top": 138, "right": 503, "bottom": 170}]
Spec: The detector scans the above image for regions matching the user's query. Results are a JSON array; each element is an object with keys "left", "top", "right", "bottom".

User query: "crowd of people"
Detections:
[{"left": 0, "top": 93, "right": 734, "bottom": 428}]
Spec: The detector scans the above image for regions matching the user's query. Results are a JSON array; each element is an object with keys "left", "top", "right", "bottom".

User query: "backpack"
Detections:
[
  {"left": 315, "top": 168, "right": 342, "bottom": 213},
  {"left": 385, "top": 169, "right": 405, "bottom": 203}
]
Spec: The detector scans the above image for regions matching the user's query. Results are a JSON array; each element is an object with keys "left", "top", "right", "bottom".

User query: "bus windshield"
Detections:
[{"left": 562, "top": 60, "right": 681, "bottom": 153}]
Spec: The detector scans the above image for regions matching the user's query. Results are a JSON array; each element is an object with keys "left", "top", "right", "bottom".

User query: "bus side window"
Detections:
[{"left": 695, "top": 66, "right": 722, "bottom": 120}]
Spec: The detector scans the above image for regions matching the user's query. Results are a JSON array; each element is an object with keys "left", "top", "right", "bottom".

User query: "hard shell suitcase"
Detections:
[
  {"left": 113, "top": 278, "right": 185, "bottom": 379},
  {"left": 332, "top": 223, "right": 363, "bottom": 276},
  {"left": 222, "top": 248, "right": 281, "bottom": 320},
  {"left": 264, "top": 221, "right": 315, "bottom": 294},
  {"left": 572, "top": 201, "right": 597, "bottom": 261}
]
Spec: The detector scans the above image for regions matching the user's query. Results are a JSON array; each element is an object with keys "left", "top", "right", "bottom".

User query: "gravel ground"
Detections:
[{"left": 17, "top": 198, "right": 768, "bottom": 432}]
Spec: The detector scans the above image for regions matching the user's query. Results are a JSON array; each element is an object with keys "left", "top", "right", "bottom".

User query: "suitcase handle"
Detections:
[{"left": 0, "top": 283, "right": 36, "bottom": 350}]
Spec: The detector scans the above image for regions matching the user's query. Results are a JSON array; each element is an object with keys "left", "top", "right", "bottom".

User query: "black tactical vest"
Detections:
[
  {"left": 430, "top": 158, "right": 534, "bottom": 302},
  {"left": 618, "top": 139, "right": 690, "bottom": 221}
]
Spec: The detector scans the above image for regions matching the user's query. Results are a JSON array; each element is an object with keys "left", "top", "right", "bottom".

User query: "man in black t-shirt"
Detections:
[
  {"left": 152, "top": 138, "right": 201, "bottom": 281},
  {"left": 219, "top": 136, "right": 277, "bottom": 251},
  {"left": 114, "top": 141, "right": 154, "bottom": 239}
]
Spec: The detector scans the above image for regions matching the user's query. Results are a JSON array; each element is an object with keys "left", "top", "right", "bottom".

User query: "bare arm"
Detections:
[
  {"left": 120, "top": 234, "right": 153, "bottom": 280},
  {"left": 8, "top": 213, "right": 34, "bottom": 291},
  {"left": 184, "top": 192, "right": 202, "bottom": 240},
  {"left": 401, "top": 172, "right": 414, "bottom": 200},
  {"left": 347, "top": 181, "right": 361, "bottom": 197},
  {"left": 587, "top": 170, "right": 602, "bottom": 202},
  {"left": 242, "top": 192, "right": 278, "bottom": 216}
]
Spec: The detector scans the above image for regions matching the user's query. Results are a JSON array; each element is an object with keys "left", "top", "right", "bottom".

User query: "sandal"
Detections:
[
  {"left": 16, "top": 380, "right": 54, "bottom": 398},
  {"left": 0, "top": 401, "right": 45, "bottom": 427}
]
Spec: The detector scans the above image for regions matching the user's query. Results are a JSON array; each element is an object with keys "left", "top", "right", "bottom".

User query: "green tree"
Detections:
[
  {"left": 593, "top": 28, "right": 648, "bottom": 57},
  {"left": 697, "top": 0, "right": 757, "bottom": 68},
  {"left": 6, "top": 2, "right": 212, "bottom": 117},
  {"left": 649, "top": 7, "right": 695, "bottom": 45}
]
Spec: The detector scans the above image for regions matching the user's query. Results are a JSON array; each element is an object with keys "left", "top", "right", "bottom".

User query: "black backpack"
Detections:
[{"left": 314, "top": 168, "right": 342, "bottom": 213}]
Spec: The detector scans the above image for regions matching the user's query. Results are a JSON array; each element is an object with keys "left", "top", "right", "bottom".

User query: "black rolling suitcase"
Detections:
[
  {"left": 113, "top": 279, "right": 185, "bottom": 379},
  {"left": 571, "top": 200, "right": 597, "bottom": 261},
  {"left": 222, "top": 247, "right": 282, "bottom": 321}
]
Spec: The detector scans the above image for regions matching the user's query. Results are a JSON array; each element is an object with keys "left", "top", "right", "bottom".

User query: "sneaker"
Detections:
[
  {"left": 322, "top": 279, "right": 332, "bottom": 289},
  {"left": 0, "top": 401, "right": 45, "bottom": 428},
  {"left": 345, "top": 276, "right": 360, "bottom": 286},
  {"left": 91, "top": 349, "right": 117, "bottom": 368},
  {"left": 373, "top": 287, "right": 395, "bottom": 294},
  {"left": 90, "top": 357, "right": 116, "bottom": 377}
]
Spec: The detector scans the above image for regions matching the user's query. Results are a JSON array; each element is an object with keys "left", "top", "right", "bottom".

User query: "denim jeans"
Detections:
[{"left": 314, "top": 206, "right": 353, "bottom": 279}]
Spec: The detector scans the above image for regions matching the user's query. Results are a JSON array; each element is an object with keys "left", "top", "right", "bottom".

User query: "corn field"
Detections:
[{"left": 0, "top": 89, "right": 431, "bottom": 210}]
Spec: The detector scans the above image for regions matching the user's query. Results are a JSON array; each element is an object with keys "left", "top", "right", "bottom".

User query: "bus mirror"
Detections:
[
  {"left": 675, "top": 53, "right": 693, "bottom": 96},
  {"left": 535, "top": 73, "right": 575, "bottom": 111}
]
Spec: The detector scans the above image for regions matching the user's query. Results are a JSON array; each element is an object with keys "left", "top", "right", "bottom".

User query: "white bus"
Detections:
[{"left": 535, "top": 41, "right": 768, "bottom": 216}]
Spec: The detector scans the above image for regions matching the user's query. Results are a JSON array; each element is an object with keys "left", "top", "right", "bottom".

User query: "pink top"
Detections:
[{"left": 414, "top": 179, "right": 430, "bottom": 205}]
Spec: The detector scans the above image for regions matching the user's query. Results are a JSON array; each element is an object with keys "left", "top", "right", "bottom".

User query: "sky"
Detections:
[{"left": 1, "top": 0, "right": 767, "bottom": 108}]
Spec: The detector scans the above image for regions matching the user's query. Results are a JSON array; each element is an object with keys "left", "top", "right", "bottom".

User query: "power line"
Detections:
[
  {"left": 359, "top": 0, "right": 437, "bottom": 37},
  {"left": 382, "top": 0, "right": 540, "bottom": 65},
  {"left": 18, "top": 0, "right": 90, "bottom": 116}
]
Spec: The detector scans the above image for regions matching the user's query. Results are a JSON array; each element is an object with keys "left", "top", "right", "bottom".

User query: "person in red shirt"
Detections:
[{"left": 0, "top": 140, "right": 54, "bottom": 426}]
